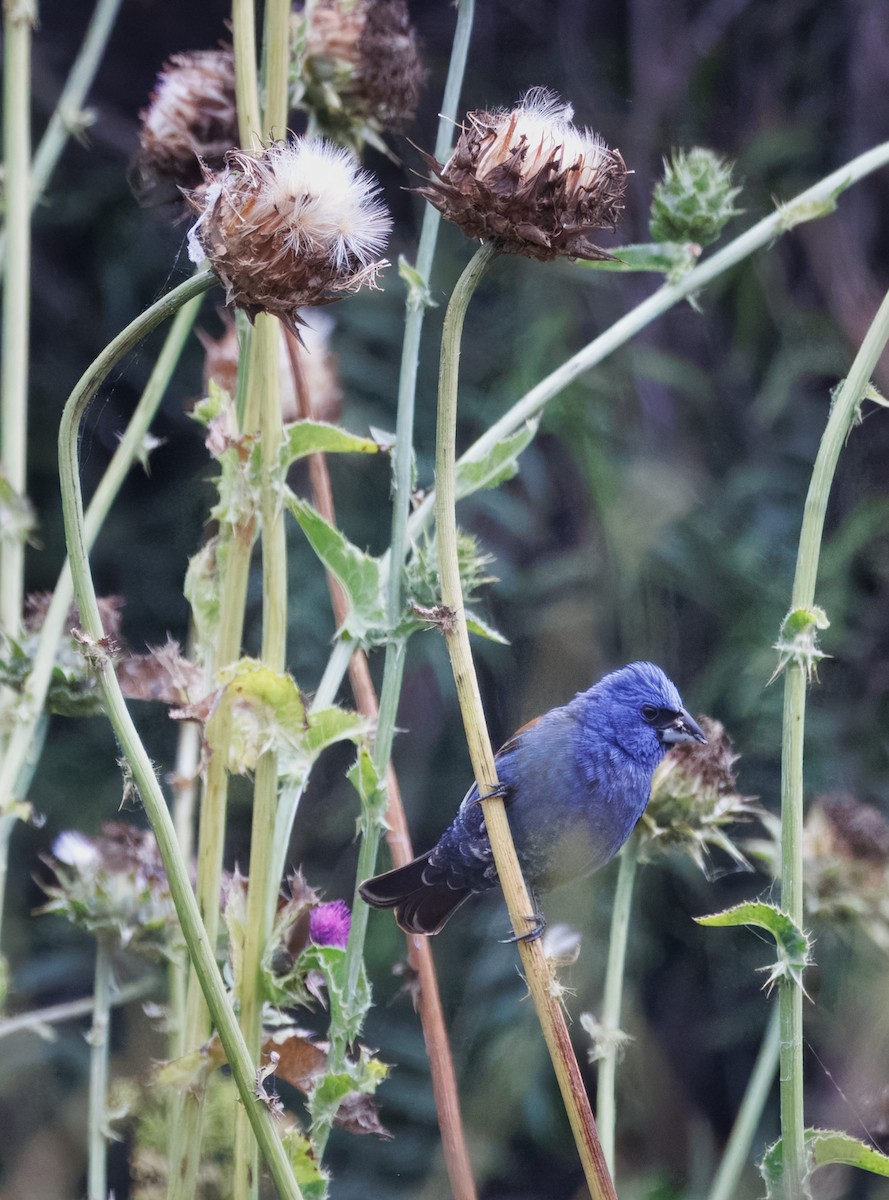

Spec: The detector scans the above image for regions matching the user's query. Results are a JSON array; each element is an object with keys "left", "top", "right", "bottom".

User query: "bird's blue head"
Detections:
[{"left": 578, "top": 661, "right": 706, "bottom": 773}]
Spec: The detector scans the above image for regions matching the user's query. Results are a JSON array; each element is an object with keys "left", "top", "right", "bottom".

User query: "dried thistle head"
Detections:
[
  {"left": 295, "top": 0, "right": 425, "bottom": 145},
  {"left": 38, "top": 822, "right": 179, "bottom": 955},
  {"left": 415, "top": 87, "right": 628, "bottom": 262},
  {"left": 186, "top": 138, "right": 391, "bottom": 333},
  {"left": 134, "top": 49, "right": 238, "bottom": 201},
  {"left": 641, "top": 716, "right": 762, "bottom": 874},
  {"left": 197, "top": 309, "right": 342, "bottom": 423},
  {"left": 803, "top": 792, "right": 889, "bottom": 953}
]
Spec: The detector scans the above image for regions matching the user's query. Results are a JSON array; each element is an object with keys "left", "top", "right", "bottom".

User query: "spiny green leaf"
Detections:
[
  {"left": 281, "top": 1129, "right": 329, "bottom": 1200},
  {"left": 455, "top": 419, "right": 539, "bottom": 499},
  {"left": 576, "top": 241, "right": 702, "bottom": 276},
  {"left": 347, "top": 745, "right": 388, "bottom": 838},
  {"left": 287, "top": 496, "right": 388, "bottom": 644},
  {"left": 761, "top": 1128, "right": 889, "bottom": 1198},
  {"left": 398, "top": 254, "right": 436, "bottom": 311},
  {"left": 696, "top": 900, "right": 812, "bottom": 992},
  {"left": 465, "top": 610, "right": 510, "bottom": 644},
  {"left": 279, "top": 420, "right": 381, "bottom": 471}
]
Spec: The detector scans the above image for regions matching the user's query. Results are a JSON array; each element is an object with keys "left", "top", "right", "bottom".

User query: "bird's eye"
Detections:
[{"left": 640, "top": 703, "right": 659, "bottom": 723}]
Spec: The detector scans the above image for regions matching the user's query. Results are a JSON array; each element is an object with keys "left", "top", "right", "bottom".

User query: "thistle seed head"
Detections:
[
  {"left": 415, "top": 88, "right": 628, "bottom": 261},
  {"left": 134, "top": 49, "right": 238, "bottom": 200},
  {"left": 297, "top": 0, "right": 425, "bottom": 140},
  {"left": 186, "top": 138, "right": 391, "bottom": 332}
]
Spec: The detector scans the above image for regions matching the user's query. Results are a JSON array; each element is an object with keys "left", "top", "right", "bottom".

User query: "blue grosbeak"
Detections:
[{"left": 359, "top": 661, "right": 705, "bottom": 935}]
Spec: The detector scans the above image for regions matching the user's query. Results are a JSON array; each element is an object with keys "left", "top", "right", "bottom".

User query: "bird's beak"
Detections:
[{"left": 659, "top": 708, "right": 707, "bottom": 746}]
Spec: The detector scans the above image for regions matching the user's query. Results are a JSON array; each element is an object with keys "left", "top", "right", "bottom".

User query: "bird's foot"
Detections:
[
  {"left": 470, "top": 781, "right": 510, "bottom": 807},
  {"left": 499, "top": 910, "right": 546, "bottom": 944}
]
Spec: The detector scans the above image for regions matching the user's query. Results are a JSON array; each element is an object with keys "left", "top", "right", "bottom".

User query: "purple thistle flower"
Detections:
[{"left": 309, "top": 899, "right": 351, "bottom": 949}]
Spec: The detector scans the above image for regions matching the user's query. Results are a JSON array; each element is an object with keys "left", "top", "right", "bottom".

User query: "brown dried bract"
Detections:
[{"left": 415, "top": 89, "right": 628, "bottom": 261}]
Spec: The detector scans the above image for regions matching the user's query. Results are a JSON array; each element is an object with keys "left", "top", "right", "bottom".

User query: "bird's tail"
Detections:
[{"left": 359, "top": 852, "right": 472, "bottom": 936}]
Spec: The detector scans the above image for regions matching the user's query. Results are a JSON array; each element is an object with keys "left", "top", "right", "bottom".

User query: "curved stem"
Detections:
[
  {"left": 57, "top": 272, "right": 303, "bottom": 1200},
  {"left": 596, "top": 834, "right": 639, "bottom": 1176},
  {"left": 434, "top": 240, "right": 617, "bottom": 1200}
]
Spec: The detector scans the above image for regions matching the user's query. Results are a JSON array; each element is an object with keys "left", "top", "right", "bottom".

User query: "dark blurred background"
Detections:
[{"left": 3, "top": 0, "right": 889, "bottom": 1197}]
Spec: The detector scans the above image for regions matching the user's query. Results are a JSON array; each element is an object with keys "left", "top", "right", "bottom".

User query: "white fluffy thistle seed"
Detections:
[{"left": 187, "top": 138, "right": 392, "bottom": 331}]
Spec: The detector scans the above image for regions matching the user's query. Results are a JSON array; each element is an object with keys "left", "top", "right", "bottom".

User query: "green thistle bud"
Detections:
[{"left": 648, "top": 147, "right": 742, "bottom": 247}]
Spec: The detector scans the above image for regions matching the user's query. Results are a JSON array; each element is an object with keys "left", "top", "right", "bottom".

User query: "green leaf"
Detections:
[
  {"left": 281, "top": 1129, "right": 329, "bottom": 1200},
  {"left": 465, "top": 609, "right": 510, "bottom": 644},
  {"left": 775, "top": 182, "right": 847, "bottom": 232},
  {"left": 279, "top": 420, "right": 380, "bottom": 471},
  {"left": 398, "top": 254, "right": 435, "bottom": 312},
  {"left": 347, "top": 744, "right": 388, "bottom": 839},
  {"left": 287, "top": 496, "right": 388, "bottom": 644},
  {"left": 455, "top": 419, "right": 539, "bottom": 499},
  {"left": 761, "top": 1129, "right": 889, "bottom": 1198},
  {"left": 696, "top": 900, "right": 812, "bottom": 992},
  {"left": 184, "top": 536, "right": 225, "bottom": 656},
  {"left": 576, "top": 241, "right": 702, "bottom": 276}
]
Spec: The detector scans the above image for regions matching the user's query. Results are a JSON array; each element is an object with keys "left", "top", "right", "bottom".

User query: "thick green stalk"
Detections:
[
  {"left": 405, "top": 139, "right": 889, "bottom": 547},
  {"left": 261, "top": 0, "right": 290, "bottom": 138},
  {"left": 777, "top": 283, "right": 889, "bottom": 1200},
  {"left": 707, "top": 1008, "right": 781, "bottom": 1200},
  {"left": 58, "top": 274, "right": 303, "bottom": 1200},
  {"left": 595, "top": 834, "right": 639, "bottom": 1176},
  {"left": 0, "top": 0, "right": 33, "bottom": 640},
  {"left": 434, "top": 241, "right": 617, "bottom": 1200},
  {"left": 87, "top": 934, "right": 113, "bottom": 1200},
  {"left": 232, "top": 0, "right": 262, "bottom": 148},
  {"left": 234, "top": 311, "right": 286, "bottom": 1200}
]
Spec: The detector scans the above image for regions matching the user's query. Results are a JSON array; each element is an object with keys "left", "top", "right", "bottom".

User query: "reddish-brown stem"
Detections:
[{"left": 285, "top": 330, "right": 478, "bottom": 1200}]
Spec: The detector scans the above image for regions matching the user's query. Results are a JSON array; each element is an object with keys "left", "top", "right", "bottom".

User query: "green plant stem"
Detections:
[
  {"left": 234, "top": 311, "right": 286, "bottom": 1200},
  {"left": 170, "top": 706, "right": 202, "bottom": 1060},
  {"left": 0, "top": 0, "right": 33, "bottom": 644},
  {"left": 777, "top": 283, "right": 889, "bottom": 1200},
  {"left": 30, "top": 0, "right": 121, "bottom": 210},
  {"left": 0, "top": 974, "right": 155, "bottom": 1040},
  {"left": 434, "top": 240, "right": 617, "bottom": 1200},
  {"left": 405, "top": 138, "right": 889, "bottom": 547},
  {"left": 87, "top": 934, "right": 113, "bottom": 1200},
  {"left": 58, "top": 272, "right": 303, "bottom": 1200},
  {"left": 0, "top": 0, "right": 121, "bottom": 274},
  {"left": 232, "top": 0, "right": 262, "bottom": 148},
  {"left": 707, "top": 1007, "right": 781, "bottom": 1200},
  {"left": 596, "top": 833, "right": 639, "bottom": 1177},
  {"left": 261, "top": 0, "right": 290, "bottom": 138}
]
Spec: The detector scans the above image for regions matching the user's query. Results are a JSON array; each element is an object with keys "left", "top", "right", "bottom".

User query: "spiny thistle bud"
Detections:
[
  {"left": 295, "top": 0, "right": 425, "bottom": 144},
  {"left": 642, "top": 716, "right": 762, "bottom": 875},
  {"left": 415, "top": 87, "right": 628, "bottom": 262},
  {"left": 186, "top": 138, "right": 391, "bottom": 334},
  {"left": 134, "top": 49, "right": 238, "bottom": 200},
  {"left": 648, "top": 147, "right": 741, "bottom": 247},
  {"left": 39, "top": 822, "right": 179, "bottom": 955},
  {"left": 803, "top": 793, "right": 889, "bottom": 953}
]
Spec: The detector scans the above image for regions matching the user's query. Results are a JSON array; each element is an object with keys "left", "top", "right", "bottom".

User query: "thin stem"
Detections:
[
  {"left": 0, "top": 0, "right": 33, "bottom": 636},
  {"left": 87, "top": 935, "right": 113, "bottom": 1200},
  {"left": 434, "top": 241, "right": 616, "bottom": 1200},
  {"left": 0, "top": 975, "right": 155, "bottom": 1040},
  {"left": 777, "top": 283, "right": 889, "bottom": 1200},
  {"left": 707, "top": 1007, "right": 781, "bottom": 1200},
  {"left": 404, "top": 138, "right": 889, "bottom": 548},
  {"left": 261, "top": 0, "right": 290, "bottom": 138},
  {"left": 596, "top": 834, "right": 639, "bottom": 1177},
  {"left": 30, "top": 0, "right": 122, "bottom": 210},
  {"left": 58, "top": 276, "right": 303, "bottom": 1200}
]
